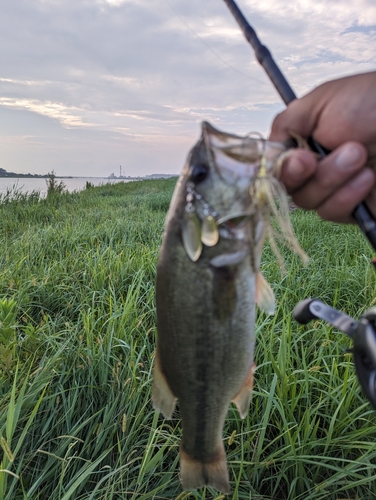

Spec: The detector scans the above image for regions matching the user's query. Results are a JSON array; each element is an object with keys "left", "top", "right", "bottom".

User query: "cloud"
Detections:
[
  {"left": 0, "top": 98, "right": 91, "bottom": 128},
  {"left": 0, "top": 0, "right": 375, "bottom": 176}
]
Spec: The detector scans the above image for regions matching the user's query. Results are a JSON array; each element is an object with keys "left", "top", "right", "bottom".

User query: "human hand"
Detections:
[{"left": 269, "top": 72, "right": 376, "bottom": 223}]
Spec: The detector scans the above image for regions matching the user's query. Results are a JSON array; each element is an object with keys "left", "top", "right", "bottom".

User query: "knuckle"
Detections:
[{"left": 319, "top": 175, "right": 336, "bottom": 190}]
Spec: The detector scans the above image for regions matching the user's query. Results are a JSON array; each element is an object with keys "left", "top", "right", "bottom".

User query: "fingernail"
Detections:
[{"left": 335, "top": 144, "right": 363, "bottom": 170}]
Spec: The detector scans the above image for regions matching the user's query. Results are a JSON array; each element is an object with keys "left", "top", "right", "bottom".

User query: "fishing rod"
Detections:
[
  {"left": 222, "top": 0, "right": 376, "bottom": 409},
  {"left": 222, "top": 0, "right": 376, "bottom": 259}
]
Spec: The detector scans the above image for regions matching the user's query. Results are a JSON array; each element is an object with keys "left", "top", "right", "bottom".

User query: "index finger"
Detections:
[
  {"left": 278, "top": 149, "right": 317, "bottom": 193},
  {"left": 270, "top": 96, "right": 322, "bottom": 143}
]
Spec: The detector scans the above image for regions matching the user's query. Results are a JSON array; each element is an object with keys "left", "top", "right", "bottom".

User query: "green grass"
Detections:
[{"left": 0, "top": 179, "right": 376, "bottom": 499}]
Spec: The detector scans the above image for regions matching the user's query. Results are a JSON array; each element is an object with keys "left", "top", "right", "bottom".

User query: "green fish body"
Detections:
[{"left": 152, "top": 122, "right": 302, "bottom": 493}]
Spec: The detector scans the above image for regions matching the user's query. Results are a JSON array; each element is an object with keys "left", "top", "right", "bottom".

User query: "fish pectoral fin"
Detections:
[
  {"left": 151, "top": 349, "right": 177, "bottom": 419},
  {"left": 256, "top": 272, "right": 276, "bottom": 315},
  {"left": 209, "top": 248, "right": 248, "bottom": 268},
  {"left": 232, "top": 362, "right": 256, "bottom": 419},
  {"left": 180, "top": 443, "right": 231, "bottom": 494}
]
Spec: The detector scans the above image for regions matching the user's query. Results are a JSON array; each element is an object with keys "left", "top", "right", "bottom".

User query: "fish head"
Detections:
[
  {"left": 164, "top": 121, "right": 289, "bottom": 263},
  {"left": 168, "top": 122, "right": 286, "bottom": 224},
  {"left": 192, "top": 121, "right": 286, "bottom": 218}
]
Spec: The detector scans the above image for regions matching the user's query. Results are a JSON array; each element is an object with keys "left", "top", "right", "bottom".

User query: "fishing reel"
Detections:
[{"left": 293, "top": 298, "right": 376, "bottom": 409}]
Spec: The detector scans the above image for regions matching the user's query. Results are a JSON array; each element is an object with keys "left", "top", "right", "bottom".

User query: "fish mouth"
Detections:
[
  {"left": 202, "top": 121, "right": 287, "bottom": 181},
  {"left": 216, "top": 212, "right": 251, "bottom": 228}
]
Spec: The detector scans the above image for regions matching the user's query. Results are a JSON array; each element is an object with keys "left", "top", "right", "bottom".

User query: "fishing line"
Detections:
[{"left": 163, "top": 0, "right": 267, "bottom": 85}]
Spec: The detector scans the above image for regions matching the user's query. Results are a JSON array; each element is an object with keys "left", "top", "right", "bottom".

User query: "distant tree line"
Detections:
[{"left": 0, "top": 168, "right": 48, "bottom": 178}]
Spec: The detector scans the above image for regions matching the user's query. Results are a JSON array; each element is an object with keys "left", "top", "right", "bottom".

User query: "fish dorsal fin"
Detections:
[{"left": 256, "top": 272, "right": 275, "bottom": 315}]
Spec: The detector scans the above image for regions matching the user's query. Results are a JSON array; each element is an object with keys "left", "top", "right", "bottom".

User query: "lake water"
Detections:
[{"left": 0, "top": 177, "right": 133, "bottom": 197}]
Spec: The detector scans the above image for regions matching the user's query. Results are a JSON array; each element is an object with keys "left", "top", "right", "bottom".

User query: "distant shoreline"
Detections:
[
  {"left": 0, "top": 175, "right": 178, "bottom": 197},
  {"left": 0, "top": 174, "right": 178, "bottom": 180},
  {"left": 0, "top": 175, "right": 112, "bottom": 179}
]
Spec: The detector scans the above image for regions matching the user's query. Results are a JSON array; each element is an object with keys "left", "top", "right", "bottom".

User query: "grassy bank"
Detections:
[{"left": 0, "top": 179, "right": 375, "bottom": 499}]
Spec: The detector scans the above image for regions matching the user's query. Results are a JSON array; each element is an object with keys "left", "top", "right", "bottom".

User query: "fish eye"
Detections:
[{"left": 191, "top": 163, "right": 208, "bottom": 183}]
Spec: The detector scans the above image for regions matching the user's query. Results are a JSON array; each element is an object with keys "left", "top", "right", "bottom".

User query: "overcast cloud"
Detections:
[{"left": 0, "top": 0, "right": 375, "bottom": 177}]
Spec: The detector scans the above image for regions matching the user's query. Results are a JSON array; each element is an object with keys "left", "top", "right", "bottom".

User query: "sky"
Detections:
[{"left": 0, "top": 0, "right": 375, "bottom": 178}]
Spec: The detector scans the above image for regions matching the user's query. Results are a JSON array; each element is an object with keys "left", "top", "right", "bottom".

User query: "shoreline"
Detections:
[{"left": 0, "top": 174, "right": 177, "bottom": 180}]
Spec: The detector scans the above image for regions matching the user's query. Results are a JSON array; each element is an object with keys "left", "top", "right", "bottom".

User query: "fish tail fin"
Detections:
[{"left": 179, "top": 443, "right": 231, "bottom": 494}]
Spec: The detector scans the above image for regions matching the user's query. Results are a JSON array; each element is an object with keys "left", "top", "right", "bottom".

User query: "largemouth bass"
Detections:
[{"left": 152, "top": 122, "right": 307, "bottom": 493}]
